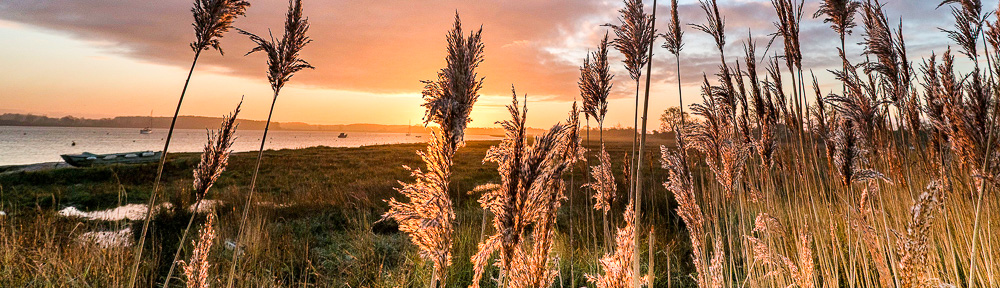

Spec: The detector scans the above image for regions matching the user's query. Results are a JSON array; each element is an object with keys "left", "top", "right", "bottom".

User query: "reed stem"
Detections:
[
  {"left": 225, "top": 89, "right": 279, "bottom": 288},
  {"left": 128, "top": 50, "right": 201, "bottom": 288}
]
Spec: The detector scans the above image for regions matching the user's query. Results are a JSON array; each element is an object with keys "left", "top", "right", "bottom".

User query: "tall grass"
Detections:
[
  {"left": 129, "top": 0, "right": 248, "bottom": 286},
  {"left": 469, "top": 91, "right": 578, "bottom": 288},
  {"left": 581, "top": 32, "right": 616, "bottom": 249},
  {"left": 653, "top": 0, "right": 999, "bottom": 287},
  {"left": 163, "top": 100, "right": 241, "bottom": 287},
  {"left": 382, "top": 12, "right": 483, "bottom": 288},
  {"left": 227, "top": 0, "right": 313, "bottom": 286}
]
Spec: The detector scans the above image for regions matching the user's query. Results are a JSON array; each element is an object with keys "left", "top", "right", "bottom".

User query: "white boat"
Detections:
[{"left": 140, "top": 110, "right": 153, "bottom": 134}]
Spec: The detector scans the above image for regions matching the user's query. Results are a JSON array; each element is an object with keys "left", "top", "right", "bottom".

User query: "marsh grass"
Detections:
[{"left": 3, "top": 1, "right": 1000, "bottom": 287}]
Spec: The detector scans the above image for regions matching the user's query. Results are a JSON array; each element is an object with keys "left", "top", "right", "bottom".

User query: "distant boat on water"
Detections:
[
  {"left": 140, "top": 110, "right": 153, "bottom": 134},
  {"left": 338, "top": 133, "right": 348, "bottom": 138},
  {"left": 60, "top": 151, "right": 161, "bottom": 167}
]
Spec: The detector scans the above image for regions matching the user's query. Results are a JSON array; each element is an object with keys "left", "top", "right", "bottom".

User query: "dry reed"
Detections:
[
  {"left": 163, "top": 100, "right": 242, "bottom": 287},
  {"left": 383, "top": 12, "right": 483, "bottom": 288},
  {"left": 227, "top": 1, "right": 312, "bottom": 286},
  {"left": 470, "top": 90, "right": 576, "bottom": 288},
  {"left": 181, "top": 213, "right": 216, "bottom": 288},
  {"left": 128, "top": 1, "right": 249, "bottom": 286}
]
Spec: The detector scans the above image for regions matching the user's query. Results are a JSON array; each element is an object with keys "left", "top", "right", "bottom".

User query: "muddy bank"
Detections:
[{"left": 0, "top": 162, "right": 72, "bottom": 174}]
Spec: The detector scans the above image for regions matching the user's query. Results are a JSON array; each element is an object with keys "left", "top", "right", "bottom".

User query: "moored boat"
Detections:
[{"left": 60, "top": 151, "right": 162, "bottom": 167}]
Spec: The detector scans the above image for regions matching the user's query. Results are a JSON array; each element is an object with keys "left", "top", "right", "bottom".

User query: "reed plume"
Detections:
[
  {"left": 859, "top": 0, "right": 908, "bottom": 107},
  {"left": 608, "top": 0, "right": 656, "bottom": 81},
  {"left": 226, "top": 1, "right": 312, "bottom": 286},
  {"left": 745, "top": 39, "right": 778, "bottom": 168},
  {"left": 898, "top": 182, "right": 943, "bottom": 288},
  {"left": 745, "top": 216, "right": 815, "bottom": 288},
  {"left": 382, "top": 13, "right": 483, "bottom": 288},
  {"left": 586, "top": 146, "right": 617, "bottom": 214},
  {"left": 815, "top": 0, "right": 860, "bottom": 114},
  {"left": 181, "top": 212, "right": 216, "bottom": 288},
  {"left": 832, "top": 117, "right": 862, "bottom": 186},
  {"left": 691, "top": 75, "right": 748, "bottom": 197},
  {"left": 920, "top": 52, "right": 949, "bottom": 169},
  {"left": 129, "top": 1, "right": 248, "bottom": 285},
  {"left": 938, "top": 0, "right": 984, "bottom": 62},
  {"left": 662, "top": 0, "right": 684, "bottom": 57},
  {"left": 811, "top": 73, "right": 836, "bottom": 169},
  {"left": 771, "top": 0, "right": 805, "bottom": 132},
  {"left": 660, "top": 128, "right": 724, "bottom": 288},
  {"left": 585, "top": 145, "right": 617, "bottom": 245},
  {"left": 692, "top": 0, "right": 726, "bottom": 60},
  {"left": 471, "top": 90, "right": 576, "bottom": 288},
  {"left": 814, "top": 0, "right": 861, "bottom": 40},
  {"left": 163, "top": 100, "right": 241, "bottom": 287},
  {"left": 766, "top": 56, "right": 794, "bottom": 134},
  {"left": 661, "top": 0, "right": 686, "bottom": 131},
  {"left": 828, "top": 51, "right": 885, "bottom": 145},
  {"left": 191, "top": 0, "right": 251, "bottom": 55},
  {"left": 581, "top": 33, "right": 614, "bottom": 131},
  {"left": 587, "top": 202, "right": 644, "bottom": 288},
  {"left": 772, "top": 0, "right": 803, "bottom": 72}
]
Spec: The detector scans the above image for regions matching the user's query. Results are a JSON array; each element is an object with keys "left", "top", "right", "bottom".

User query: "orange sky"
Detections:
[{"left": 0, "top": 0, "right": 971, "bottom": 128}]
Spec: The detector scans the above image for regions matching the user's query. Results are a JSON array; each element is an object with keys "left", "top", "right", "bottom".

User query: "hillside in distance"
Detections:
[{"left": 0, "top": 113, "right": 550, "bottom": 135}]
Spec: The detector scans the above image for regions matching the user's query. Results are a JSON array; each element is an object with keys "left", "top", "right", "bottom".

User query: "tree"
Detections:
[{"left": 659, "top": 106, "right": 689, "bottom": 133}]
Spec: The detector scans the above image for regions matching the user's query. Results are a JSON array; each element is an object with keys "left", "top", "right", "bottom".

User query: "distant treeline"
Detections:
[{"left": 0, "top": 113, "right": 563, "bottom": 135}]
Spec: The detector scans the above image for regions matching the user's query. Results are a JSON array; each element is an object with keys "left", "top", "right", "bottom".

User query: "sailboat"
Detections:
[
  {"left": 140, "top": 110, "right": 153, "bottom": 134},
  {"left": 406, "top": 120, "right": 411, "bottom": 136}
]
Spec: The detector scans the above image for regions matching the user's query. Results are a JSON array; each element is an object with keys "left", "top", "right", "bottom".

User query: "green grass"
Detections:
[{"left": 0, "top": 137, "right": 691, "bottom": 287}]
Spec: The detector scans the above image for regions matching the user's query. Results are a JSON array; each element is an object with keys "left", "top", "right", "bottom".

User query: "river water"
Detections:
[{"left": 0, "top": 126, "right": 498, "bottom": 166}]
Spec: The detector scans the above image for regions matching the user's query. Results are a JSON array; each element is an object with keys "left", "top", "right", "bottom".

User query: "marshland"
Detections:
[{"left": 0, "top": 0, "right": 998, "bottom": 287}]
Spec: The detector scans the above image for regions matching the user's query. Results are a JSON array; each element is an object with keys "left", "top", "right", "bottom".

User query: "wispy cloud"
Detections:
[{"left": 0, "top": 0, "right": 974, "bottom": 111}]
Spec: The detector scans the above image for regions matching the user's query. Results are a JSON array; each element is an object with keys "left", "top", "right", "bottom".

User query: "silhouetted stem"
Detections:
[
  {"left": 128, "top": 49, "right": 201, "bottom": 288},
  {"left": 633, "top": 2, "right": 656, "bottom": 287},
  {"left": 225, "top": 89, "right": 280, "bottom": 288}
]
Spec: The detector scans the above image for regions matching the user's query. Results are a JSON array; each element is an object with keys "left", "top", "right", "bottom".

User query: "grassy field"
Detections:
[{"left": 0, "top": 136, "right": 690, "bottom": 287}]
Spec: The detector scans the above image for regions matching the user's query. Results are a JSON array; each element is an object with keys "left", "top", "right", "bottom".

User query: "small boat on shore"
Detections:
[
  {"left": 338, "top": 133, "right": 348, "bottom": 138},
  {"left": 60, "top": 151, "right": 162, "bottom": 167}
]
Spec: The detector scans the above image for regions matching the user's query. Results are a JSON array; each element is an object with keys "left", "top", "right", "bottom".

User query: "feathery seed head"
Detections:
[
  {"left": 239, "top": 0, "right": 313, "bottom": 94},
  {"left": 420, "top": 13, "right": 485, "bottom": 152},
  {"left": 608, "top": 0, "right": 657, "bottom": 81},
  {"left": 190, "top": 0, "right": 250, "bottom": 55},
  {"left": 192, "top": 100, "right": 241, "bottom": 199},
  {"left": 662, "top": 0, "right": 685, "bottom": 56},
  {"left": 182, "top": 213, "right": 216, "bottom": 288}
]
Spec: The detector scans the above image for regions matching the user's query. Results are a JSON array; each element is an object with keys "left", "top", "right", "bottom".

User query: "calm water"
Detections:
[{"left": 0, "top": 126, "right": 499, "bottom": 166}]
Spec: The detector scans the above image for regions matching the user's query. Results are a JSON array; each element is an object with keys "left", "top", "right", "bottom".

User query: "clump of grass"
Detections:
[{"left": 383, "top": 12, "right": 483, "bottom": 288}]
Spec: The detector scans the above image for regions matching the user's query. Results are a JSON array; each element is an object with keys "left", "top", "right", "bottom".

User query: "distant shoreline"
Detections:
[{"left": 0, "top": 113, "right": 529, "bottom": 135}]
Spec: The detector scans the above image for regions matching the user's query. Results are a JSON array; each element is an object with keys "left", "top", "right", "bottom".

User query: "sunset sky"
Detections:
[{"left": 0, "top": 0, "right": 988, "bottom": 129}]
